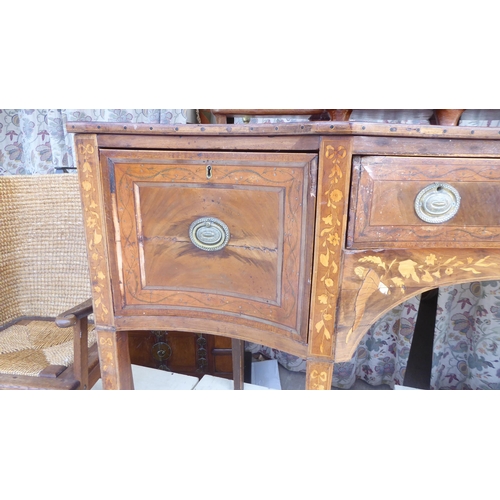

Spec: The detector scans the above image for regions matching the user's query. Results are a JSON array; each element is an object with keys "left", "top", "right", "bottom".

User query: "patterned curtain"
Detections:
[{"left": 0, "top": 109, "right": 189, "bottom": 175}]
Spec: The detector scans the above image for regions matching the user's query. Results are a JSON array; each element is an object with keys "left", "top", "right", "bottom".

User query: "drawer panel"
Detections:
[
  {"left": 348, "top": 156, "right": 500, "bottom": 248},
  {"left": 101, "top": 150, "right": 317, "bottom": 343}
]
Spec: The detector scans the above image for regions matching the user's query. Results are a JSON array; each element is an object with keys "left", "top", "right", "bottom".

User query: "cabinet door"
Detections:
[{"left": 101, "top": 150, "right": 317, "bottom": 348}]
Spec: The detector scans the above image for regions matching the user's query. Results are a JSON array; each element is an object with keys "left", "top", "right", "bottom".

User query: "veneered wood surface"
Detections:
[
  {"left": 307, "top": 137, "right": 352, "bottom": 367},
  {"left": 102, "top": 149, "right": 317, "bottom": 349},
  {"left": 351, "top": 136, "right": 500, "bottom": 157},
  {"left": 305, "top": 137, "right": 353, "bottom": 389},
  {"left": 335, "top": 247, "right": 500, "bottom": 361},
  {"left": 115, "top": 314, "right": 308, "bottom": 358},
  {"left": 68, "top": 121, "right": 500, "bottom": 141},
  {"left": 97, "top": 329, "right": 134, "bottom": 390},
  {"left": 350, "top": 156, "right": 500, "bottom": 248},
  {"left": 128, "top": 331, "right": 234, "bottom": 378},
  {"left": 433, "top": 109, "right": 465, "bottom": 126},
  {"left": 74, "top": 134, "right": 114, "bottom": 327},
  {"left": 139, "top": 183, "right": 282, "bottom": 303},
  {"left": 327, "top": 110, "right": 352, "bottom": 121},
  {"left": 97, "top": 134, "right": 321, "bottom": 151},
  {"left": 306, "top": 360, "right": 334, "bottom": 390}
]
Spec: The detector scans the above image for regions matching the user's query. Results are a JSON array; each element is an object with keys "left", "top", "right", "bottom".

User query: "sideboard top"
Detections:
[{"left": 67, "top": 121, "right": 500, "bottom": 141}]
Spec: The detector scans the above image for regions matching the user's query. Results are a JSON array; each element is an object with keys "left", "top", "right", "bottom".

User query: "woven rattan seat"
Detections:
[{"left": 0, "top": 174, "right": 99, "bottom": 389}]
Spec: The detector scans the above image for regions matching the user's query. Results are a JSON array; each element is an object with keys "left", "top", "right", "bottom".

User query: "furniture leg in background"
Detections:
[
  {"left": 231, "top": 339, "right": 245, "bottom": 390},
  {"left": 403, "top": 289, "right": 439, "bottom": 390}
]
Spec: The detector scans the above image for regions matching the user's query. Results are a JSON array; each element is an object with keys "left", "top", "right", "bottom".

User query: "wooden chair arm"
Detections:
[{"left": 55, "top": 298, "right": 93, "bottom": 328}]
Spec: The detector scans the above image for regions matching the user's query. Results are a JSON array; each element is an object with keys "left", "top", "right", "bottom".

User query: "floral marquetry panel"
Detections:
[
  {"left": 74, "top": 135, "right": 114, "bottom": 327},
  {"left": 308, "top": 138, "right": 352, "bottom": 360},
  {"left": 335, "top": 248, "right": 500, "bottom": 362}
]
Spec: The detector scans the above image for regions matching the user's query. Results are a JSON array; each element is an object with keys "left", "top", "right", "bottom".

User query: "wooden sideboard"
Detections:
[{"left": 69, "top": 120, "right": 500, "bottom": 389}]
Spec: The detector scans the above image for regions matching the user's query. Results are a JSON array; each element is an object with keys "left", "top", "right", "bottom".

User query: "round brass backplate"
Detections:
[
  {"left": 414, "top": 182, "right": 461, "bottom": 224},
  {"left": 189, "top": 217, "right": 230, "bottom": 251}
]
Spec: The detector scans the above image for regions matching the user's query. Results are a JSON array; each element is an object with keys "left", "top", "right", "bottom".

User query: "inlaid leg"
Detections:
[
  {"left": 307, "top": 138, "right": 353, "bottom": 390},
  {"left": 97, "top": 329, "right": 134, "bottom": 390},
  {"left": 306, "top": 360, "right": 334, "bottom": 390},
  {"left": 231, "top": 338, "right": 245, "bottom": 390}
]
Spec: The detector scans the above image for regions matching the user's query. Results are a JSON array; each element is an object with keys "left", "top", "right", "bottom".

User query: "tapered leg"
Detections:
[
  {"left": 97, "top": 329, "right": 134, "bottom": 390},
  {"left": 306, "top": 138, "right": 352, "bottom": 390},
  {"left": 231, "top": 338, "right": 245, "bottom": 390}
]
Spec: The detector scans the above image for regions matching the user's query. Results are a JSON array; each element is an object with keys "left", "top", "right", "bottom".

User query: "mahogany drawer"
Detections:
[
  {"left": 348, "top": 155, "right": 500, "bottom": 249},
  {"left": 101, "top": 149, "right": 317, "bottom": 346}
]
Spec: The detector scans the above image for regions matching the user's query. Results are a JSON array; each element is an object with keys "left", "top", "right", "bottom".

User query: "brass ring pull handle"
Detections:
[
  {"left": 414, "top": 182, "right": 461, "bottom": 224},
  {"left": 189, "top": 217, "right": 230, "bottom": 251}
]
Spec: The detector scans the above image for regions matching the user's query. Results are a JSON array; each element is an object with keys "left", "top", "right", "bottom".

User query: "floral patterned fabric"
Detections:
[
  {"left": 433, "top": 281, "right": 500, "bottom": 389},
  {"left": 0, "top": 109, "right": 188, "bottom": 175}
]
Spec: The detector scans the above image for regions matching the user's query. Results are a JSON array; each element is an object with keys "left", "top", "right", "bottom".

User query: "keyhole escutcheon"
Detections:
[{"left": 206, "top": 165, "right": 212, "bottom": 179}]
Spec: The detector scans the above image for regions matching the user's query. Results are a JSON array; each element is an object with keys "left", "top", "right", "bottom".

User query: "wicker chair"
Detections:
[{"left": 0, "top": 174, "right": 99, "bottom": 389}]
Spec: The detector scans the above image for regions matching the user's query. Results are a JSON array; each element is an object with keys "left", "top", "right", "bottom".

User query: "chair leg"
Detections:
[
  {"left": 231, "top": 339, "right": 245, "bottom": 390},
  {"left": 73, "top": 317, "right": 89, "bottom": 390}
]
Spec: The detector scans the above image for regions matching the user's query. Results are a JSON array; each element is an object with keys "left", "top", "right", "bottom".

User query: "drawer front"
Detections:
[
  {"left": 348, "top": 156, "right": 500, "bottom": 248},
  {"left": 102, "top": 150, "right": 317, "bottom": 344}
]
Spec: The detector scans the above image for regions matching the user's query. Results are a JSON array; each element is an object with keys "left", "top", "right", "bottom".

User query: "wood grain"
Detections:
[
  {"left": 308, "top": 137, "right": 352, "bottom": 360},
  {"left": 306, "top": 360, "right": 334, "bottom": 390},
  {"left": 336, "top": 247, "right": 500, "bottom": 361},
  {"left": 97, "top": 134, "right": 321, "bottom": 151},
  {"left": 68, "top": 121, "right": 500, "bottom": 141},
  {"left": 231, "top": 338, "right": 245, "bottom": 389},
  {"left": 350, "top": 156, "right": 500, "bottom": 248},
  {"left": 433, "top": 109, "right": 465, "bottom": 126},
  {"left": 74, "top": 134, "right": 114, "bottom": 327},
  {"left": 96, "top": 329, "right": 134, "bottom": 390},
  {"left": 127, "top": 331, "right": 234, "bottom": 379},
  {"left": 115, "top": 314, "right": 308, "bottom": 359},
  {"left": 352, "top": 136, "right": 500, "bottom": 157},
  {"left": 104, "top": 149, "right": 317, "bottom": 346}
]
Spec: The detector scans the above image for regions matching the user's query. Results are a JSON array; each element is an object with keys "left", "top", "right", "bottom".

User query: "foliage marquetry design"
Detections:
[
  {"left": 308, "top": 369, "right": 329, "bottom": 390},
  {"left": 309, "top": 142, "right": 350, "bottom": 356},
  {"left": 356, "top": 253, "right": 498, "bottom": 292},
  {"left": 307, "top": 363, "right": 333, "bottom": 390},
  {"left": 346, "top": 253, "right": 499, "bottom": 344},
  {"left": 76, "top": 139, "right": 113, "bottom": 325}
]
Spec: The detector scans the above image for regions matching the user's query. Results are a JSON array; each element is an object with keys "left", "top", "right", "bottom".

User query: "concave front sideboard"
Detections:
[{"left": 70, "top": 121, "right": 500, "bottom": 389}]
